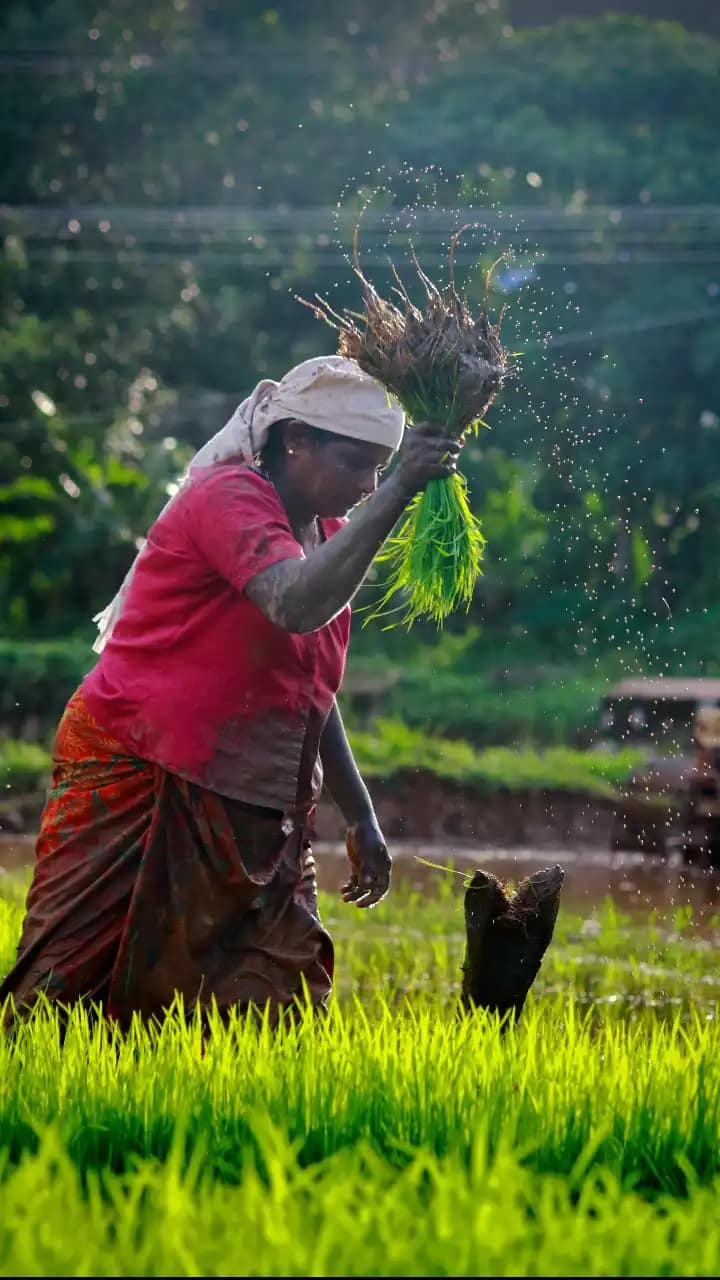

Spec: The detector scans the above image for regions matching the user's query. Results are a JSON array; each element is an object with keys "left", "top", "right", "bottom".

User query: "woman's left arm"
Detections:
[{"left": 320, "top": 701, "right": 391, "bottom": 908}]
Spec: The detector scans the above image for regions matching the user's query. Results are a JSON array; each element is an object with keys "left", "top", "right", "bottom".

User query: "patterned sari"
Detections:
[{"left": 1, "top": 689, "right": 333, "bottom": 1028}]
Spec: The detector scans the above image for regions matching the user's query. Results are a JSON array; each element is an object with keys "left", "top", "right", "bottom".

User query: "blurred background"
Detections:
[{"left": 1, "top": 0, "right": 719, "bottom": 840}]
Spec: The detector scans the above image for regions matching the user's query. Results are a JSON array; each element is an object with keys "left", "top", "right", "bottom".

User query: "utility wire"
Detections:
[
  {"left": 3, "top": 204, "right": 720, "bottom": 228},
  {"left": 11, "top": 248, "right": 720, "bottom": 268},
  {"left": 4, "top": 204, "right": 720, "bottom": 267},
  {"left": 0, "top": 41, "right": 714, "bottom": 74}
]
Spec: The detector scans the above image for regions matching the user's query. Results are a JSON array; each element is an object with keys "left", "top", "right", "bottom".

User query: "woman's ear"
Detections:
[{"left": 283, "top": 421, "right": 317, "bottom": 458}]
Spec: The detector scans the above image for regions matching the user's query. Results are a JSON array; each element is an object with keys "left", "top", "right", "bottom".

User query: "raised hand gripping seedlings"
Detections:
[{"left": 300, "top": 228, "right": 511, "bottom": 626}]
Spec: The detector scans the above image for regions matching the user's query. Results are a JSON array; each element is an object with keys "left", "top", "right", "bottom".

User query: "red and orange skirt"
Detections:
[{"left": 0, "top": 689, "right": 333, "bottom": 1028}]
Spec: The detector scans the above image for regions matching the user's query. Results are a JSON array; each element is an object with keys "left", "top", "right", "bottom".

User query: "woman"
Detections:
[{"left": 1, "top": 355, "right": 461, "bottom": 1027}]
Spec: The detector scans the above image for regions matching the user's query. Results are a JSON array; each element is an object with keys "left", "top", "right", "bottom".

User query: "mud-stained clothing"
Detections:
[
  {"left": 0, "top": 690, "right": 333, "bottom": 1027},
  {"left": 2, "top": 464, "right": 348, "bottom": 1023},
  {"left": 82, "top": 463, "right": 350, "bottom": 820}
]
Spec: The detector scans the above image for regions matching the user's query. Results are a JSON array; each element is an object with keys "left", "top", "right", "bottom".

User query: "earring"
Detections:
[{"left": 287, "top": 448, "right": 295, "bottom": 455}]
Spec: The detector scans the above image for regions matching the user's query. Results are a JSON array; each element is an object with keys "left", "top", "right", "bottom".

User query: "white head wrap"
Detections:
[{"left": 92, "top": 355, "right": 404, "bottom": 652}]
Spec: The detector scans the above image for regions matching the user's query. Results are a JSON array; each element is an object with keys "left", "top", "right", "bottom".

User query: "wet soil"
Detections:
[{"left": 313, "top": 777, "right": 616, "bottom": 848}]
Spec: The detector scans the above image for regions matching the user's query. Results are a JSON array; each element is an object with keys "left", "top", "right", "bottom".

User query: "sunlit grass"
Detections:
[
  {"left": 0, "top": 872, "right": 718, "bottom": 1275},
  {"left": 349, "top": 718, "right": 642, "bottom": 794},
  {"left": 1, "top": 1127, "right": 720, "bottom": 1279},
  {"left": 3, "top": 1126, "right": 720, "bottom": 1278}
]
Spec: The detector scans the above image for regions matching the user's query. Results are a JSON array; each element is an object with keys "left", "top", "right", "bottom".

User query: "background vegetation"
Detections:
[{"left": 1, "top": 0, "right": 718, "bottom": 755}]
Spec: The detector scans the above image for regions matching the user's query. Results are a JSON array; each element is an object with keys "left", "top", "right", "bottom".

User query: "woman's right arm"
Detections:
[{"left": 245, "top": 424, "right": 460, "bottom": 633}]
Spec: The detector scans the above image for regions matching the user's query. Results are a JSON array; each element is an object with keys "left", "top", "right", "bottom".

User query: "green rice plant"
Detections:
[
  {"left": 1, "top": 877, "right": 719, "bottom": 1275},
  {"left": 2, "top": 1127, "right": 720, "bottom": 1277},
  {"left": 2, "top": 876, "right": 718, "bottom": 1019},
  {"left": 370, "top": 467, "right": 487, "bottom": 627},
  {"left": 1, "top": 880, "right": 719, "bottom": 1187},
  {"left": 301, "top": 231, "right": 509, "bottom": 626},
  {"left": 0, "top": 989, "right": 718, "bottom": 1190}
]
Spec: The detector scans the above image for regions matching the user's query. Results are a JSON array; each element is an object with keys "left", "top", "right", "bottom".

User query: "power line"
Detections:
[
  {"left": 4, "top": 206, "right": 719, "bottom": 290},
  {"left": 11, "top": 233, "right": 720, "bottom": 249},
  {"left": 12, "top": 248, "right": 720, "bottom": 269},
  {"left": 0, "top": 40, "right": 712, "bottom": 75},
  {"left": 4, "top": 204, "right": 720, "bottom": 230},
  {"left": 4, "top": 205, "right": 720, "bottom": 268}
]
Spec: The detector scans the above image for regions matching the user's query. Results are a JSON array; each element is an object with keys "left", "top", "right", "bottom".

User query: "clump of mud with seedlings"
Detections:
[{"left": 461, "top": 864, "right": 565, "bottom": 1022}]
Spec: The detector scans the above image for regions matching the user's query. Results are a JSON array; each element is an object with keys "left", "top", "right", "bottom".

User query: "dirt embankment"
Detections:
[
  {"left": 2, "top": 774, "right": 616, "bottom": 849},
  {"left": 313, "top": 773, "right": 615, "bottom": 848}
]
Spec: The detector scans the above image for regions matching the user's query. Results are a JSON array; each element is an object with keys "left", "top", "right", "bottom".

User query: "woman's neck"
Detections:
[{"left": 265, "top": 466, "right": 317, "bottom": 544}]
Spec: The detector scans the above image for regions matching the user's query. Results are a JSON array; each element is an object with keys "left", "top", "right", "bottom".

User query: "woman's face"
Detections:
[{"left": 284, "top": 424, "right": 395, "bottom": 519}]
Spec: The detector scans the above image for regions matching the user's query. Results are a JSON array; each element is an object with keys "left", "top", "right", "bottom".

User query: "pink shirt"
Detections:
[{"left": 82, "top": 465, "right": 351, "bottom": 818}]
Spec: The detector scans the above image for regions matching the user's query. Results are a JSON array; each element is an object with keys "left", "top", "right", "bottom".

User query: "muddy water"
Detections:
[
  {"left": 3, "top": 834, "right": 720, "bottom": 925},
  {"left": 0, "top": 835, "right": 36, "bottom": 873},
  {"left": 316, "top": 841, "right": 720, "bottom": 925}
]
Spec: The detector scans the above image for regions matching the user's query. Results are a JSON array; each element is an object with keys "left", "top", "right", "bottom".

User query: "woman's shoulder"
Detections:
[
  {"left": 188, "top": 461, "right": 273, "bottom": 494},
  {"left": 148, "top": 464, "right": 287, "bottom": 547},
  {"left": 181, "top": 462, "right": 283, "bottom": 513}
]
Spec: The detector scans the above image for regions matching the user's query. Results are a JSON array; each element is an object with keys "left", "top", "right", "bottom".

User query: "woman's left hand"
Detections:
[{"left": 342, "top": 818, "right": 392, "bottom": 909}]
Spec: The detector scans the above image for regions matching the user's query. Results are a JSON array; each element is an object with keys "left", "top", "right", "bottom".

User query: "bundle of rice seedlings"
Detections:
[{"left": 300, "top": 228, "right": 510, "bottom": 626}]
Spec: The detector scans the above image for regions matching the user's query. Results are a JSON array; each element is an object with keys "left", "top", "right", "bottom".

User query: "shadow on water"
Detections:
[{"left": 4, "top": 833, "right": 720, "bottom": 927}]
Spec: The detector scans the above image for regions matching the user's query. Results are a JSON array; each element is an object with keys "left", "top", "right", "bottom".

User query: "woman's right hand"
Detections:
[
  {"left": 391, "top": 423, "right": 463, "bottom": 498},
  {"left": 245, "top": 426, "right": 466, "bottom": 633}
]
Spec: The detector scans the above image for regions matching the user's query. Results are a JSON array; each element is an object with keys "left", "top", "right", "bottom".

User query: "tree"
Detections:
[{"left": 1, "top": 5, "right": 718, "bottom": 665}]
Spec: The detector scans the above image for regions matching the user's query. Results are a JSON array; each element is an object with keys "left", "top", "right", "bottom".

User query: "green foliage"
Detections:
[
  {"left": 379, "top": 670, "right": 607, "bottom": 745},
  {"left": 0, "top": 408, "right": 190, "bottom": 633},
  {"left": 0, "top": 5, "right": 718, "bottom": 658},
  {"left": 0, "top": 739, "right": 51, "bottom": 793},
  {"left": 0, "top": 638, "right": 93, "bottom": 734},
  {"left": 349, "top": 718, "right": 641, "bottom": 794},
  {"left": 0, "top": 884, "right": 720, "bottom": 1273},
  {"left": 343, "top": 626, "right": 616, "bottom": 744}
]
